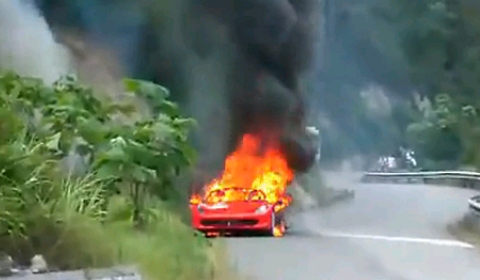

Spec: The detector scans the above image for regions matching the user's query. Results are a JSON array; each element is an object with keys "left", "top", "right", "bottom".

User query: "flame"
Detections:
[
  {"left": 273, "top": 223, "right": 286, "bottom": 237},
  {"left": 189, "top": 194, "right": 201, "bottom": 205},
  {"left": 190, "top": 134, "right": 294, "bottom": 207}
]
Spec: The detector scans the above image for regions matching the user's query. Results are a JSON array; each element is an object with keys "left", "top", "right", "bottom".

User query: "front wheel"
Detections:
[
  {"left": 269, "top": 211, "right": 276, "bottom": 236},
  {"left": 268, "top": 211, "right": 286, "bottom": 237},
  {"left": 261, "top": 211, "right": 279, "bottom": 237}
]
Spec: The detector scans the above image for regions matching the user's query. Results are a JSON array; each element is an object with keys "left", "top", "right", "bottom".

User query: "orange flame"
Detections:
[{"left": 190, "top": 134, "right": 294, "bottom": 206}]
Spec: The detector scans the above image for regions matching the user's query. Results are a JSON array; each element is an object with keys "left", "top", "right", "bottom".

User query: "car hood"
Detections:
[{"left": 198, "top": 201, "right": 268, "bottom": 214}]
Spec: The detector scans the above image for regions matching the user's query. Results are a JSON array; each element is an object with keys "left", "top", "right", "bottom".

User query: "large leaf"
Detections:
[
  {"left": 123, "top": 78, "right": 170, "bottom": 99},
  {"left": 45, "top": 132, "right": 61, "bottom": 151},
  {"left": 77, "top": 117, "right": 108, "bottom": 146},
  {"left": 94, "top": 144, "right": 129, "bottom": 166},
  {"left": 95, "top": 161, "right": 122, "bottom": 180},
  {"left": 158, "top": 100, "right": 180, "bottom": 116},
  {"left": 131, "top": 164, "right": 157, "bottom": 183}
]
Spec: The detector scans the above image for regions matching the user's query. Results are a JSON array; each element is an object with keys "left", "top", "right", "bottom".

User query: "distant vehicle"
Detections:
[
  {"left": 401, "top": 148, "right": 417, "bottom": 170},
  {"left": 373, "top": 147, "right": 418, "bottom": 172},
  {"left": 190, "top": 187, "right": 291, "bottom": 237}
]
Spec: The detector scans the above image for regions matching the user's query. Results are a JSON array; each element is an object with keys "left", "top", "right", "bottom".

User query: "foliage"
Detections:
[
  {"left": 0, "top": 70, "right": 238, "bottom": 279},
  {"left": 361, "top": 0, "right": 480, "bottom": 168},
  {"left": 406, "top": 93, "right": 480, "bottom": 168},
  {"left": 313, "top": 0, "right": 480, "bottom": 165}
]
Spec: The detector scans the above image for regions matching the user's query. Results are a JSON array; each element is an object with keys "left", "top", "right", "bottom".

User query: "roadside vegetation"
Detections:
[{"left": 0, "top": 71, "right": 241, "bottom": 280}]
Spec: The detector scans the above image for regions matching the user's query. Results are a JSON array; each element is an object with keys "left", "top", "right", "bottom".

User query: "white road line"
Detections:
[{"left": 319, "top": 231, "right": 474, "bottom": 249}]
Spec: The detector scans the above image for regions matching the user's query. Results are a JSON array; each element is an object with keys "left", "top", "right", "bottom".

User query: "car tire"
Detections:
[{"left": 269, "top": 211, "right": 276, "bottom": 236}]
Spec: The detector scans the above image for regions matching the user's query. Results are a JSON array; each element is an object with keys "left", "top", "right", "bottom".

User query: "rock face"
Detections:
[
  {"left": 3, "top": 268, "right": 142, "bottom": 280},
  {"left": 29, "top": 255, "right": 47, "bottom": 274}
]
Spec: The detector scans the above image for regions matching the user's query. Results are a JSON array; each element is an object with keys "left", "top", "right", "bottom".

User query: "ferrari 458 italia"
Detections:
[{"left": 190, "top": 187, "right": 290, "bottom": 237}]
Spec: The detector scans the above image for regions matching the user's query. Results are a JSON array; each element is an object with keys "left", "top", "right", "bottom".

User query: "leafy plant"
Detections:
[
  {"left": 0, "top": 71, "right": 222, "bottom": 278},
  {"left": 92, "top": 79, "right": 196, "bottom": 226}
]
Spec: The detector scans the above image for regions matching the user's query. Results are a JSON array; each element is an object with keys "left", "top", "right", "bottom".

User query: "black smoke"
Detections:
[
  {"left": 32, "top": 0, "right": 321, "bottom": 174},
  {"left": 187, "top": 0, "right": 321, "bottom": 173}
]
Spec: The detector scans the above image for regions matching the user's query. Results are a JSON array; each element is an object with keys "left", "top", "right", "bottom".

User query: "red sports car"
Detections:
[{"left": 190, "top": 187, "right": 291, "bottom": 237}]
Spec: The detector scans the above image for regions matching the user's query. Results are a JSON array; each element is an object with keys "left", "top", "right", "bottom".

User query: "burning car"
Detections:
[
  {"left": 189, "top": 133, "right": 295, "bottom": 237},
  {"left": 190, "top": 187, "right": 291, "bottom": 237}
]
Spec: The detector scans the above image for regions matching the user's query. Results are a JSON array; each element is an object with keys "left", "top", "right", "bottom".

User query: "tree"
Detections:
[
  {"left": 368, "top": 0, "right": 480, "bottom": 168},
  {"left": 406, "top": 93, "right": 480, "bottom": 168},
  {"left": 93, "top": 79, "right": 196, "bottom": 225}
]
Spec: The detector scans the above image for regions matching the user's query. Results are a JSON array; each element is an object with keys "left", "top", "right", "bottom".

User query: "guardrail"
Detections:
[
  {"left": 361, "top": 170, "right": 480, "bottom": 215},
  {"left": 469, "top": 195, "right": 480, "bottom": 214},
  {"left": 363, "top": 170, "right": 480, "bottom": 179},
  {"left": 361, "top": 170, "right": 480, "bottom": 188}
]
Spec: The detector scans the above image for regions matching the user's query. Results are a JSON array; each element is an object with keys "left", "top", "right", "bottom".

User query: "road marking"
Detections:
[{"left": 319, "top": 231, "right": 474, "bottom": 249}]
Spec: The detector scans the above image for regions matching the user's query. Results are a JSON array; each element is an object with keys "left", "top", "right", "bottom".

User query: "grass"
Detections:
[{"left": 0, "top": 170, "right": 245, "bottom": 280}]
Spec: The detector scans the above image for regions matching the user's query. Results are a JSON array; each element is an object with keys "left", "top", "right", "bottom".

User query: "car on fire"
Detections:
[{"left": 190, "top": 187, "right": 292, "bottom": 237}]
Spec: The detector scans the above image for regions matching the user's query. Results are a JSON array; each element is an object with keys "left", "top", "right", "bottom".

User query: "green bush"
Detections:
[
  {"left": 0, "top": 71, "right": 239, "bottom": 280},
  {"left": 406, "top": 93, "right": 480, "bottom": 170}
]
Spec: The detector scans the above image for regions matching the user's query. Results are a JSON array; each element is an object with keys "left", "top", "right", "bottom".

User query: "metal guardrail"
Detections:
[
  {"left": 469, "top": 195, "right": 480, "bottom": 214},
  {"left": 363, "top": 170, "right": 480, "bottom": 180},
  {"left": 361, "top": 170, "right": 480, "bottom": 215},
  {"left": 361, "top": 170, "right": 480, "bottom": 186}
]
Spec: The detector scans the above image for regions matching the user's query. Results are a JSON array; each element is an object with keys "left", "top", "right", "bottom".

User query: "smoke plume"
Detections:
[
  {"left": 1, "top": 0, "right": 321, "bottom": 175},
  {"left": 188, "top": 0, "right": 321, "bottom": 173}
]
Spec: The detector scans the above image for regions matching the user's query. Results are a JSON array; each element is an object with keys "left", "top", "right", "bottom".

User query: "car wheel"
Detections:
[{"left": 269, "top": 211, "right": 276, "bottom": 236}]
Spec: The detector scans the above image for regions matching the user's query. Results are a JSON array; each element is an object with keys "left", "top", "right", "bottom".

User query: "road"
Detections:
[{"left": 227, "top": 171, "right": 480, "bottom": 280}]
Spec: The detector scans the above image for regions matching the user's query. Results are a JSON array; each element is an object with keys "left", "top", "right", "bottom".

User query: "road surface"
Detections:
[{"left": 227, "top": 171, "right": 480, "bottom": 280}]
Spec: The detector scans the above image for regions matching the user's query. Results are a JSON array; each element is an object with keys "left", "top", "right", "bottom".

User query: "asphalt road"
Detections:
[{"left": 227, "top": 171, "right": 480, "bottom": 280}]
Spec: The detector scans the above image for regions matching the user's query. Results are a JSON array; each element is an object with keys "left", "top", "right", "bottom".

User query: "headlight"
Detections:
[
  {"left": 197, "top": 205, "right": 204, "bottom": 213},
  {"left": 255, "top": 205, "right": 269, "bottom": 214}
]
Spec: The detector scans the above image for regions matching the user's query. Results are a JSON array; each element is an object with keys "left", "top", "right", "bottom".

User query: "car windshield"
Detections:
[{"left": 204, "top": 188, "right": 266, "bottom": 204}]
